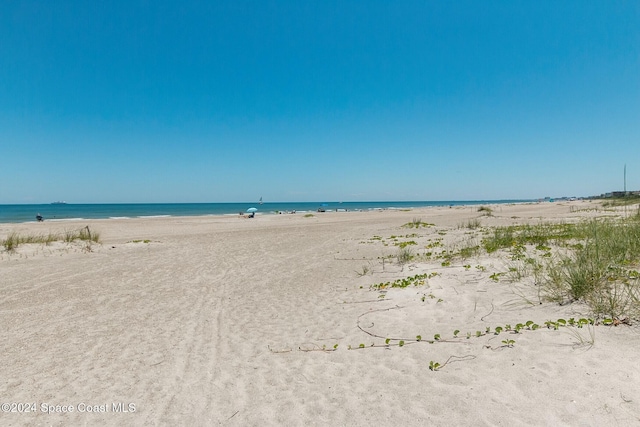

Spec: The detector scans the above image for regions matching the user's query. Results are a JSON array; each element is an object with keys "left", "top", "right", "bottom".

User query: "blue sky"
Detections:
[{"left": 1, "top": 1, "right": 638, "bottom": 203}]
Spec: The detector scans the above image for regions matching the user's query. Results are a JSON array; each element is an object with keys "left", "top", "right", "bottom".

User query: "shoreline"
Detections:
[
  {"left": 0, "top": 202, "right": 523, "bottom": 229},
  {"left": 0, "top": 199, "right": 537, "bottom": 224}
]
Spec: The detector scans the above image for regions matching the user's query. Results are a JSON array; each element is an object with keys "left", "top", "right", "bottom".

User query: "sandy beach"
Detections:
[{"left": 1, "top": 201, "right": 639, "bottom": 426}]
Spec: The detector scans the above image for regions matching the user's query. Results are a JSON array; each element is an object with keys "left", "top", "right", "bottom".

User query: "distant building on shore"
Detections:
[{"left": 599, "top": 191, "right": 640, "bottom": 198}]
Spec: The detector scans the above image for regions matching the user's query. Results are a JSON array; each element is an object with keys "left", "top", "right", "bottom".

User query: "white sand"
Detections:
[{"left": 1, "top": 201, "right": 639, "bottom": 426}]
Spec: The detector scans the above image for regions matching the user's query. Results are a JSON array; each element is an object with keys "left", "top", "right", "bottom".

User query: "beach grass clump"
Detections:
[
  {"left": 443, "top": 236, "right": 481, "bottom": 261},
  {"left": 63, "top": 226, "right": 100, "bottom": 243},
  {"left": 478, "top": 218, "right": 640, "bottom": 318},
  {"left": 477, "top": 206, "right": 493, "bottom": 216},
  {"left": 403, "top": 218, "right": 434, "bottom": 229},
  {"left": 541, "top": 218, "right": 640, "bottom": 318},
  {"left": 3, "top": 232, "right": 58, "bottom": 251},
  {"left": 506, "top": 256, "right": 542, "bottom": 283},
  {"left": 482, "top": 227, "right": 516, "bottom": 253},
  {"left": 356, "top": 264, "right": 372, "bottom": 276},
  {"left": 2, "top": 231, "right": 63, "bottom": 251},
  {"left": 78, "top": 226, "right": 100, "bottom": 243},
  {"left": 3, "top": 232, "right": 20, "bottom": 252},
  {"left": 457, "top": 243, "right": 481, "bottom": 260},
  {"left": 482, "top": 222, "right": 586, "bottom": 253},
  {"left": 1, "top": 226, "right": 101, "bottom": 252},
  {"left": 397, "top": 246, "right": 413, "bottom": 264},
  {"left": 465, "top": 218, "right": 482, "bottom": 229}
]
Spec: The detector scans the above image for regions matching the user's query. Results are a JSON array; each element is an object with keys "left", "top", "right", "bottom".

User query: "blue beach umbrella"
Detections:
[{"left": 246, "top": 207, "right": 258, "bottom": 213}]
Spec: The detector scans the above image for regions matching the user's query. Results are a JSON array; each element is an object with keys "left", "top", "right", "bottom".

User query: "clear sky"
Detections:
[{"left": 1, "top": 1, "right": 638, "bottom": 204}]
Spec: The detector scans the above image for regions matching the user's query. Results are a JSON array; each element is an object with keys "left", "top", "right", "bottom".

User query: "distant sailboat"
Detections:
[{"left": 259, "top": 196, "right": 263, "bottom": 205}]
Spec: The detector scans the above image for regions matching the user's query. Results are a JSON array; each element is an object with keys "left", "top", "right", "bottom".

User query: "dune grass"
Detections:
[
  {"left": 2, "top": 226, "right": 101, "bottom": 252},
  {"left": 402, "top": 218, "right": 434, "bottom": 228},
  {"left": 477, "top": 206, "right": 493, "bottom": 216},
  {"left": 465, "top": 218, "right": 482, "bottom": 229},
  {"left": 600, "top": 194, "right": 640, "bottom": 207},
  {"left": 3, "top": 232, "right": 59, "bottom": 251},
  {"left": 482, "top": 222, "right": 590, "bottom": 253},
  {"left": 481, "top": 218, "right": 640, "bottom": 319},
  {"left": 544, "top": 218, "right": 640, "bottom": 317},
  {"left": 397, "top": 246, "right": 413, "bottom": 264}
]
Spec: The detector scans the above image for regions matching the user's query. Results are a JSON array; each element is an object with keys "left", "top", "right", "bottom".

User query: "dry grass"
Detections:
[{"left": 2, "top": 226, "right": 101, "bottom": 252}]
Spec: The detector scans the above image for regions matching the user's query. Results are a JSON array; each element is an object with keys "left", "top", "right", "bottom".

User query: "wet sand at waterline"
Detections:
[{"left": 1, "top": 201, "right": 639, "bottom": 426}]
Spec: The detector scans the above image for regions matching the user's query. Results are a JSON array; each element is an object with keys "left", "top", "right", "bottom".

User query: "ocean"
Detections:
[{"left": 0, "top": 200, "right": 531, "bottom": 223}]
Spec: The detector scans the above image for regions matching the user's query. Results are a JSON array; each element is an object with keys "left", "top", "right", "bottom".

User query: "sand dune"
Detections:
[{"left": 1, "top": 201, "right": 639, "bottom": 426}]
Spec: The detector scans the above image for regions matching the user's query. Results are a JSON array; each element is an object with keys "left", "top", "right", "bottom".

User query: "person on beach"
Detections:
[{"left": 36, "top": 213, "right": 44, "bottom": 222}]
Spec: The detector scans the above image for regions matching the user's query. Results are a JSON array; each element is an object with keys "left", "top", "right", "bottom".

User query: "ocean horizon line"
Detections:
[{"left": 1, "top": 198, "right": 535, "bottom": 205}]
